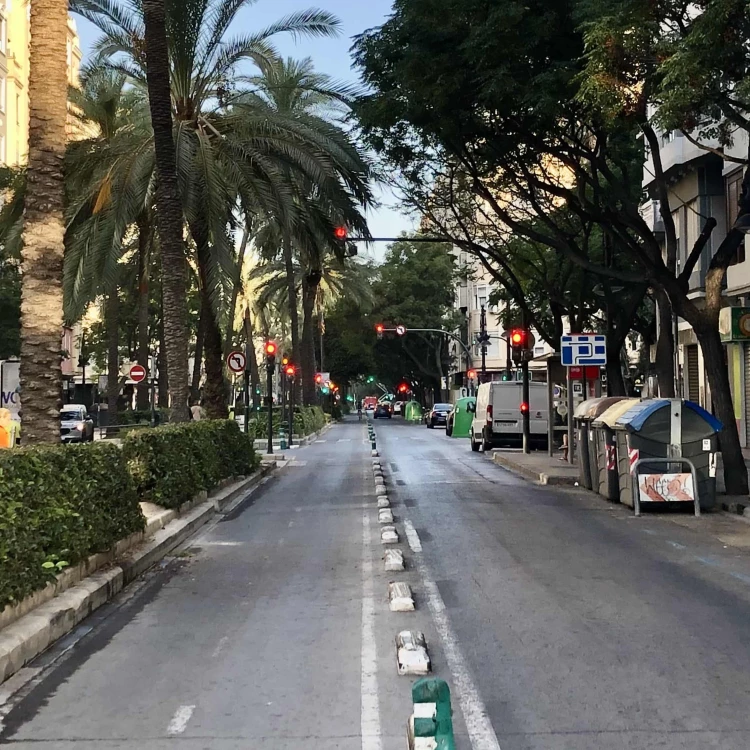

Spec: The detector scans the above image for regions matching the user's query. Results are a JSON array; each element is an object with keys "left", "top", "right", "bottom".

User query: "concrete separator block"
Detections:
[
  {"left": 381, "top": 526, "right": 399, "bottom": 544},
  {"left": 376, "top": 485, "right": 387, "bottom": 496},
  {"left": 379, "top": 508, "right": 394, "bottom": 524},
  {"left": 389, "top": 582, "right": 415, "bottom": 612},
  {"left": 375, "top": 476, "right": 385, "bottom": 487},
  {"left": 377, "top": 496, "right": 390, "bottom": 509},
  {"left": 396, "top": 631, "right": 431, "bottom": 675},
  {"left": 384, "top": 548, "right": 405, "bottom": 571},
  {"left": 371, "top": 449, "right": 379, "bottom": 457}
]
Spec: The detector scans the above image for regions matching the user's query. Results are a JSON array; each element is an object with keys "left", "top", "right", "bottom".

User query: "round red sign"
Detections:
[{"left": 129, "top": 364, "right": 147, "bottom": 383}]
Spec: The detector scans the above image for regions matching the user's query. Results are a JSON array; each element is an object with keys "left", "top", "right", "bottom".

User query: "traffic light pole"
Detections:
[
  {"left": 288, "top": 374, "right": 294, "bottom": 448},
  {"left": 480, "top": 306, "right": 488, "bottom": 383},
  {"left": 522, "top": 356, "right": 531, "bottom": 454},
  {"left": 266, "top": 359, "right": 274, "bottom": 456}
]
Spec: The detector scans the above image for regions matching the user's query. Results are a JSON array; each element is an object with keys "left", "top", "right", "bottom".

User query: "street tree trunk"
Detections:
[
  {"left": 223, "top": 226, "right": 249, "bottom": 359},
  {"left": 19, "top": 0, "right": 68, "bottom": 444},
  {"left": 105, "top": 288, "right": 120, "bottom": 431},
  {"left": 143, "top": 0, "right": 190, "bottom": 422},
  {"left": 244, "top": 311, "right": 261, "bottom": 410},
  {"left": 158, "top": 314, "right": 169, "bottom": 408},
  {"left": 190, "top": 308, "right": 204, "bottom": 403},
  {"left": 283, "top": 232, "right": 301, "bottom": 389},
  {"left": 654, "top": 289, "right": 676, "bottom": 398},
  {"left": 301, "top": 275, "right": 318, "bottom": 405},
  {"left": 136, "top": 216, "right": 151, "bottom": 410}
]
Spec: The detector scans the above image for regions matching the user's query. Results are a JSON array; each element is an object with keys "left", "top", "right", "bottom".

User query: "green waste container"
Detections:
[
  {"left": 614, "top": 399, "right": 722, "bottom": 511},
  {"left": 404, "top": 401, "right": 423, "bottom": 423},
  {"left": 575, "top": 397, "right": 630, "bottom": 491},
  {"left": 592, "top": 398, "right": 641, "bottom": 502},
  {"left": 449, "top": 397, "right": 475, "bottom": 438}
]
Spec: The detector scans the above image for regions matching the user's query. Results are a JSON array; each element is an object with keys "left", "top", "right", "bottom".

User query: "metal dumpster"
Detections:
[
  {"left": 573, "top": 399, "right": 616, "bottom": 489},
  {"left": 615, "top": 399, "right": 722, "bottom": 512},
  {"left": 450, "top": 397, "right": 475, "bottom": 438},
  {"left": 404, "top": 401, "right": 423, "bottom": 423},
  {"left": 579, "top": 397, "right": 630, "bottom": 492},
  {"left": 592, "top": 398, "right": 642, "bottom": 502}
]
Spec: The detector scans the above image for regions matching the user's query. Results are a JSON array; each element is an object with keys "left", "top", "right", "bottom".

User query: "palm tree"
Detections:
[
  {"left": 73, "top": 0, "right": 359, "bottom": 418},
  {"left": 18, "top": 0, "right": 69, "bottom": 443}
]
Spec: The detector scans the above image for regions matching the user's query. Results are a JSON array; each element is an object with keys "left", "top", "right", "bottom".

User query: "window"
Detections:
[
  {"left": 0, "top": 135, "right": 7, "bottom": 165},
  {"left": 685, "top": 199, "right": 700, "bottom": 269},
  {"left": 0, "top": 76, "right": 6, "bottom": 113},
  {"left": 474, "top": 285, "right": 487, "bottom": 310},
  {"left": 662, "top": 130, "right": 676, "bottom": 145},
  {"left": 15, "top": 92, "right": 19, "bottom": 125},
  {"left": 0, "top": 15, "right": 6, "bottom": 55},
  {"left": 727, "top": 169, "right": 746, "bottom": 265}
]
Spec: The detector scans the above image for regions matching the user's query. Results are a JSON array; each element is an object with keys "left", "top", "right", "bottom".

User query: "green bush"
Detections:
[
  {"left": 123, "top": 419, "right": 257, "bottom": 509},
  {"left": 0, "top": 443, "right": 145, "bottom": 609},
  {"left": 118, "top": 408, "right": 169, "bottom": 426}
]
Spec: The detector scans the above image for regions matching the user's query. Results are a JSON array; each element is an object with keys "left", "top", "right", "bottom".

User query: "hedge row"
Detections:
[
  {"left": 251, "top": 405, "right": 327, "bottom": 439},
  {"left": 122, "top": 419, "right": 257, "bottom": 509},
  {"left": 0, "top": 442, "right": 145, "bottom": 608},
  {"left": 0, "top": 420, "right": 257, "bottom": 609}
]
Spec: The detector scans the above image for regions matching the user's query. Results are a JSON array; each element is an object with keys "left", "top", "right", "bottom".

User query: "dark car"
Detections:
[
  {"left": 374, "top": 402, "right": 392, "bottom": 419},
  {"left": 426, "top": 403, "right": 452, "bottom": 429},
  {"left": 60, "top": 404, "right": 94, "bottom": 443}
]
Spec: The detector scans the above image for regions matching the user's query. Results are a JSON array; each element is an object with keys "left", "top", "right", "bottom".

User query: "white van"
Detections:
[{"left": 469, "top": 381, "right": 549, "bottom": 451}]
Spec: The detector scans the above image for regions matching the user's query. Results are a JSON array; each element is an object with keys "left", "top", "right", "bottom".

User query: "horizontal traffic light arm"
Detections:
[{"left": 378, "top": 327, "right": 473, "bottom": 365}]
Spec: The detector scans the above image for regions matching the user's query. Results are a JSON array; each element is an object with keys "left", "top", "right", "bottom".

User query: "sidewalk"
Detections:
[{"left": 491, "top": 449, "right": 580, "bottom": 486}]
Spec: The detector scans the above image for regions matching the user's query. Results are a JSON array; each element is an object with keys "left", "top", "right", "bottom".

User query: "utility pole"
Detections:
[
  {"left": 521, "top": 313, "right": 531, "bottom": 454},
  {"left": 480, "top": 306, "right": 488, "bottom": 382}
]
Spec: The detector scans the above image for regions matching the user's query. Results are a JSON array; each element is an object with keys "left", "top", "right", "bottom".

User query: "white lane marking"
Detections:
[
  {"left": 338, "top": 438, "right": 352, "bottom": 442},
  {"left": 288, "top": 520, "right": 294, "bottom": 528},
  {"left": 406, "top": 521, "right": 501, "bottom": 750},
  {"left": 667, "top": 540, "right": 686, "bottom": 550},
  {"left": 167, "top": 705, "right": 195, "bottom": 735},
  {"left": 212, "top": 636, "right": 229, "bottom": 658},
  {"left": 403, "top": 519, "right": 423, "bottom": 553},
  {"left": 316, "top": 440, "right": 327, "bottom": 443},
  {"left": 200, "top": 541, "right": 243, "bottom": 547},
  {"left": 361, "top": 514, "right": 383, "bottom": 750}
]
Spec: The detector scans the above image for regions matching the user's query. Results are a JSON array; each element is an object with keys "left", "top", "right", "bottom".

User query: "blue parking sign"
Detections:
[{"left": 561, "top": 334, "right": 607, "bottom": 366}]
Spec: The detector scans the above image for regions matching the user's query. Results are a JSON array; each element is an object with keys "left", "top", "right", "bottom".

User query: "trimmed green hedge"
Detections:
[
  {"left": 0, "top": 443, "right": 145, "bottom": 609},
  {"left": 123, "top": 419, "right": 257, "bottom": 509}
]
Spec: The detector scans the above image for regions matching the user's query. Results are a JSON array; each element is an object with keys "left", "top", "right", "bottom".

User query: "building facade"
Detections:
[{"left": 642, "top": 127, "right": 750, "bottom": 445}]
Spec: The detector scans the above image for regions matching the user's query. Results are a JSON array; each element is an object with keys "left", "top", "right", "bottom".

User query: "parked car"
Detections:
[
  {"left": 60, "top": 404, "right": 94, "bottom": 443},
  {"left": 393, "top": 400, "right": 404, "bottom": 415},
  {"left": 426, "top": 403, "right": 452, "bottom": 429},
  {"left": 374, "top": 402, "right": 392, "bottom": 419}
]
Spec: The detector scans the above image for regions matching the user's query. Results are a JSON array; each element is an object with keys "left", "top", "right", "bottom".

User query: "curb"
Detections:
[
  {"left": 0, "top": 465, "right": 276, "bottom": 686},
  {"left": 491, "top": 452, "right": 578, "bottom": 486}
]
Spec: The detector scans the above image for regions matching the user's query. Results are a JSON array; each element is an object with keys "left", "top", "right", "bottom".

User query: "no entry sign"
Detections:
[{"left": 129, "top": 364, "right": 147, "bottom": 383}]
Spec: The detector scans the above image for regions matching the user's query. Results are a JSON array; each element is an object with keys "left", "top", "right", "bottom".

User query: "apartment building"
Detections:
[
  {"left": 642, "top": 128, "right": 750, "bottom": 445},
  {"left": 0, "top": 1, "right": 83, "bottom": 168}
]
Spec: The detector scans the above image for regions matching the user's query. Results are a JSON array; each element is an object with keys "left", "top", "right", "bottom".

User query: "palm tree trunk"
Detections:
[
  {"left": 19, "top": 0, "right": 68, "bottom": 443},
  {"left": 244, "top": 310, "right": 261, "bottom": 410},
  {"left": 283, "top": 232, "right": 301, "bottom": 372},
  {"left": 191, "top": 220, "right": 227, "bottom": 418},
  {"left": 223, "top": 226, "right": 250, "bottom": 359},
  {"left": 136, "top": 216, "right": 151, "bottom": 410},
  {"left": 158, "top": 315, "right": 169, "bottom": 408},
  {"left": 106, "top": 288, "right": 120, "bottom": 431},
  {"left": 301, "top": 275, "right": 318, "bottom": 405},
  {"left": 191, "top": 308, "right": 205, "bottom": 403},
  {"left": 143, "top": 0, "right": 190, "bottom": 422}
]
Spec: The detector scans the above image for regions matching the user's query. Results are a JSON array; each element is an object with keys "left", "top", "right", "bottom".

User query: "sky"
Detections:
[{"left": 73, "top": 0, "right": 417, "bottom": 261}]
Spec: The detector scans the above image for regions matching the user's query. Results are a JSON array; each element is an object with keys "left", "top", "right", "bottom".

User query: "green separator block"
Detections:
[{"left": 412, "top": 678, "right": 455, "bottom": 749}]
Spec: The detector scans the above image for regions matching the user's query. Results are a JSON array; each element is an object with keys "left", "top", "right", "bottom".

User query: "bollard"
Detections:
[{"left": 408, "top": 678, "right": 455, "bottom": 750}]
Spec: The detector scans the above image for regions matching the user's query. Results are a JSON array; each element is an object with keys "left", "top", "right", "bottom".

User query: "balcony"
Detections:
[{"left": 640, "top": 199, "right": 665, "bottom": 238}]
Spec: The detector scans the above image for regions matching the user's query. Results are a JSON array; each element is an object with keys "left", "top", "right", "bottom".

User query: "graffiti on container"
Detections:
[{"left": 638, "top": 473, "right": 695, "bottom": 503}]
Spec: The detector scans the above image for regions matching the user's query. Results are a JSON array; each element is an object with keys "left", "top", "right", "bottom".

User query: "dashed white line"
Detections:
[
  {"left": 361, "top": 514, "right": 383, "bottom": 750},
  {"left": 667, "top": 540, "right": 686, "bottom": 549},
  {"left": 167, "top": 705, "right": 195, "bottom": 735},
  {"left": 405, "top": 522, "right": 501, "bottom": 750},
  {"left": 212, "top": 636, "right": 229, "bottom": 658},
  {"left": 403, "top": 519, "right": 423, "bottom": 552}
]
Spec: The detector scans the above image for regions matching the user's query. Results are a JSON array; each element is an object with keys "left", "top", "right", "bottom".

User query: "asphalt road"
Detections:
[{"left": 4, "top": 416, "right": 750, "bottom": 749}]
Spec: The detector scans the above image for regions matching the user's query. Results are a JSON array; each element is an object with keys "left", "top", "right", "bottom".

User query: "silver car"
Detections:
[{"left": 60, "top": 404, "right": 94, "bottom": 443}]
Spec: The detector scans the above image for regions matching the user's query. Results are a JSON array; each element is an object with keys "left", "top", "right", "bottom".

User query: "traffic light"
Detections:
[
  {"left": 284, "top": 364, "right": 295, "bottom": 378},
  {"left": 501, "top": 371, "right": 512, "bottom": 382},
  {"left": 375, "top": 323, "right": 384, "bottom": 339},
  {"left": 265, "top": 340, "right": 277, "bottom": 366},
  {"left": 366, "top": 375, "right": 376, "bottom": 383},
  {"left": 398, "top": 382, "right": 409, "bottom": 393},
  {"left": 281, "top": 355, "right": 289, "bottom": 367},
  {"left": 467, "top": 369, "right": 477, "bottom": 380},
  {"left": 510, "top": 328, "right": 530, "bottom": 363},
  {"left": 334, "top": 226, "right": 347, "bottom": 240},
  {"left": 315, "top": 373, "right": 323, "bottom": 386},
  {"left": 520, "top": 401, "right": 529, "bottom": 415}
]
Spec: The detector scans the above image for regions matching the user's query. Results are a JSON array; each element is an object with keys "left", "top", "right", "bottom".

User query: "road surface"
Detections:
[{"left": 3, "top": 416, "right": 750, "bottom": 749}]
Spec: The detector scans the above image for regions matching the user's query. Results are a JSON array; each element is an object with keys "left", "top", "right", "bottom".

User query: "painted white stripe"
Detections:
[
  {"left": 403, "top": 519, "right": 423, "bottom": 553},
  {"left": 408, "top": 525, "right": 501, "bottom": 750},
  {"left": 167, "top": 705, "right": 195, "bottom": 735},
  {"left": 212, "top": 636, "right": 229, "bottom": 658},
  {"left": 361, "top": 514, "right": 383, "bottom": 750},
  {"left": 338, "top": 438, "right": 352, "bottom": 442}
]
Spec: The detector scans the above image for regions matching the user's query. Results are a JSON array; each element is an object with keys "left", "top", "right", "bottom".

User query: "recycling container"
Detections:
[
  {"left": 574, "top": 400, "right": 595, "bottom": 489},
  {"left": 404, "top": 401, "right": 423, "bottom": 423},
  {"left": 450, "top": 397, "right": 475, "bottom": 438},
  {"left": 581, "top": 397, "right": 631, "bottom": 491},
  {"left": 591, "top": 398, "right": 641, "bottom": 502},
  {"left": 615, "top": 399, "right": 722, "bottom": 511}
]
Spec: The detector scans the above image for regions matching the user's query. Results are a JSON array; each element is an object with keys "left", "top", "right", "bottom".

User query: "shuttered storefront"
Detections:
[
  {"left": 686, "top": 345, "right": 700, "bottom": 404},
  {"left": 745, "top": 344, "right": 750, "bottom": 447}
]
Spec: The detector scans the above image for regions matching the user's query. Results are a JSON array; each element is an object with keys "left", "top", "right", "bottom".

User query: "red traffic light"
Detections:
[
  {"left": 520, "top": 401, "right": 529, "bottom": 414},
  {"left": 265, "top": 341, "right": 277, "bottom": 356},
  {"left": 375, "top": 323, "right": 384, "bottom": 333},
  {"left": 510, "top": 329, "right": 526, "bottom": 346},
  {"left": 398, "top": 383, "right": 409, "bottom": 393},
  {"left": 334, "top": 226, "right": 347, "bottom": 240},
  {"left": 315, "top": 373, "right": 323, "bottom": 384},
  {"left": 285, "top": 365, "right": 295, "bottom": 377},
  {"left": 467, "top": 369, "right": 477, "bottom": 380}
]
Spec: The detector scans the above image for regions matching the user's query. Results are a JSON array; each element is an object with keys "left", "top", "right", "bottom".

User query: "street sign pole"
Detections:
[
  {"left": 522, "top": 355, "right": 530, "bottom": 454},
  {"left": 150, "top": 354, "right": 156, "bottom": 427},
  {"left": 567, "top": 367, "right": 575, "bottom": 465},
  {"left": 266, "top": 360, "right": 274, "bottom": 456},
  {"left": 480, "top": 306, "right": 487, "bottom": 383}
]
